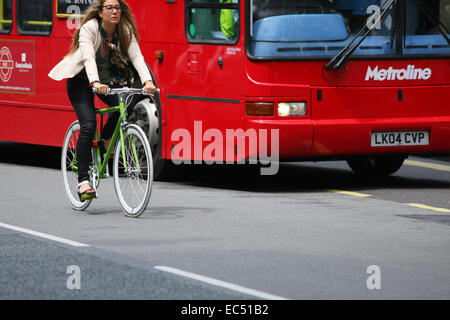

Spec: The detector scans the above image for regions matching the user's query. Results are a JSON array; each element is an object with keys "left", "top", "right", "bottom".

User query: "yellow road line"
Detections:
[
  {"left": 406, "top": 203, "right": 450, "bottom": 213},
  {"left": 405, "top": 159, "right": 450, "bottom": 172},
  {"left": 328, "top": 189, "right": 372, "bottom": 198}
]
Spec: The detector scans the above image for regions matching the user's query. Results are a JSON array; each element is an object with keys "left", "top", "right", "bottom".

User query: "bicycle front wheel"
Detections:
[
  {"left": 113, "top": 124, "right": 153, "bottom": 217},
  {"left": 61, "top": 121, "right": 93, "bottom": 211}
]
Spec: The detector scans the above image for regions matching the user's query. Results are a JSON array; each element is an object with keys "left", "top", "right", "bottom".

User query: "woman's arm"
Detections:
[
  {"left": 79, "top": 20, "right": 101, "bottom": 85},
  {"left": 127, "top": 33, "right": 153, "bottom": 86}
]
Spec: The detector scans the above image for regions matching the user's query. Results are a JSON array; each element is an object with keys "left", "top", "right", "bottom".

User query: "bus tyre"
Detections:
[
  {"left": 346, "top": 155, "right": 406, "bottom": 177},
  {"left": 129, "top": 97, "right": 173, "bottom": 181}
]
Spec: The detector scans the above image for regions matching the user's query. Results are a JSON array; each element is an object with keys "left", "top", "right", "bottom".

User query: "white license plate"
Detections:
[{"left": 371, "top": 131, "right": 429, "bottom": 147}]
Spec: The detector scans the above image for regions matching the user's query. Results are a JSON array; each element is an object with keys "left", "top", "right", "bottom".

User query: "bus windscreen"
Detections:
[{"left": 249, "top": 0, "right": 450, "bottom": 58}]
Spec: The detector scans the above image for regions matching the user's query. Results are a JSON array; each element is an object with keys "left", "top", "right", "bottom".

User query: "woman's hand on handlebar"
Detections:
[
  {"left": 143, "top": 80, "right": 157, "bottom": 94},
  {"left": 92, "top": 81, "right": 109, "bottom": 95}
]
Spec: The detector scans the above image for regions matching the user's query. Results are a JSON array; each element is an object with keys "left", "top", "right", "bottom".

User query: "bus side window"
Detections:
[
  {"left": 189, "top": 7, "right": 221, "bottom": 40},
  {"left": 17, "top": 0, "right": 53, "bottom": 36},
  {"left": 187, "top": 0, "right": 239, "bottom": 42},
  {"left": 0, "top": 0, "right": 13, "bottom": 34}
]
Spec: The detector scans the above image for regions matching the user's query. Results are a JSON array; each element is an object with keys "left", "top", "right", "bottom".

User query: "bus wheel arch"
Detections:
[
  {"left": 129, "top": 94, "right": 172, "bottom": 181},
  {"left": 346, "top": 155, "right": 407, "bottom": 177}
]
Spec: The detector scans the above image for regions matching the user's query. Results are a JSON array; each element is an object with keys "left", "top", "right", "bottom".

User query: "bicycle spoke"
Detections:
[{"left": 113, "top": 125, "right": 152, "bottom": 217}]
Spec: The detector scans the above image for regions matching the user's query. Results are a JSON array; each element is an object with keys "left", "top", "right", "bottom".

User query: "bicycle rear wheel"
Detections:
[
  {"left": 61, "top": 121, "right": 93, "bottom": 211},
  {"left": 113, "top": 124, "right": 153, "bottom": 217}
]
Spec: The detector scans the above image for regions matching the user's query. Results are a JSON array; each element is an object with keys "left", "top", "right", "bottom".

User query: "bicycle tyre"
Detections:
[
  {"left": 113, "top": 124, "right": 153, "bottom": 217},
  {"left": 61, "top": 121, "right": 93, "bottom": 211}
]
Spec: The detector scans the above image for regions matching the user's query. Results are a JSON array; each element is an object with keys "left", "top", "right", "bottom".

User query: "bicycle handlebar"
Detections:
[{"left": 92, "top": 86, "right": 160, "bottom": 96}]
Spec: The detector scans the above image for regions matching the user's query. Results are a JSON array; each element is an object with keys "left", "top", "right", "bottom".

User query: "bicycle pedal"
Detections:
[{"left": 80, "top": 193, "right": 96, "bottom": 202}]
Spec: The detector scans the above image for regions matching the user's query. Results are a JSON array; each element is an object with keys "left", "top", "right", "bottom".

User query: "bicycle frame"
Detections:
[{"left": 93, "top": 96, "right": 133, "bottom": 180}]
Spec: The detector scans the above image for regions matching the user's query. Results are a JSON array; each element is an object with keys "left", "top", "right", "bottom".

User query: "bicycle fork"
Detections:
[{"left": 116, "top": 99, "right": 142, "bottom": 174}]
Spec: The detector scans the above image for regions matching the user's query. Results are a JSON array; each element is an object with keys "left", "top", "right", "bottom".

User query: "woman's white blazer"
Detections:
[{"left": 48, "top": 18, "right": 152, "bottom": 85}]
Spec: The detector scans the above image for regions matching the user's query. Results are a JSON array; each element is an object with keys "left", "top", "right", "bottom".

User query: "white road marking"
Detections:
[
  {"left": 154, "top": 266, "right": 289, "bottom": 300},
  {"left": 0, "top": 222, "right": 90, "bottom": 247}
]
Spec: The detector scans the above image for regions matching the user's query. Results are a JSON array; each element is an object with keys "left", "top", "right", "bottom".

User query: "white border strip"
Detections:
[
  {"left": 0, "top": 222, "right": 90, "bottom": 247},
  {"left": 155, "top": 266, "right": 289, "bottom": 300}
]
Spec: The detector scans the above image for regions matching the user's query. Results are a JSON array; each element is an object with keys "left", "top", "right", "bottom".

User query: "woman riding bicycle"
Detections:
[{"left": 49, "top": 0, "right": 156, "bottom": 200}]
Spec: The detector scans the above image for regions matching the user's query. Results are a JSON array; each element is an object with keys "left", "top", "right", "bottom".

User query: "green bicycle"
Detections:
[{"left": 61, "top": 87, "right": 158, "bottom": 218}]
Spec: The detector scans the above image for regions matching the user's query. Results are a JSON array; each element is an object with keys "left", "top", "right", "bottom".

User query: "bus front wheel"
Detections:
[
  {"left": 129, "top": 96, "right": 174, "bottom": 181},
  {"left": 346, "top": 155, "right": 407, "bottom": 177}
]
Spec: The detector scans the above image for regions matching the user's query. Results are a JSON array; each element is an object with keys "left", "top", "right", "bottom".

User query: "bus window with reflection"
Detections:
[
  {"left": 0, "top": 0, "right": 13, "bottom": 33},
  {"left": 17, "top": 0, "right": 53, "bottom": 35},
  {"left": 250, "top": 0, "right": 397, "bottom": 58},
  {"left": 443, "top": 0, "right": 450, "bottom": 30},
  {"left": 404, "top": 0, "right": 450, "bottom": 55},
  {"left": 249, "top": 0, "right": 450, "bottom": 59},
  {"left": 187, "top": 0, "right": 239, "bottom": 42}
]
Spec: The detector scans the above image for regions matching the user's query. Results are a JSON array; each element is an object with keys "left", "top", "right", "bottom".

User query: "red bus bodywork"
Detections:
[{"left": 0, "top": 1, "right": 449, "bottom": 175}]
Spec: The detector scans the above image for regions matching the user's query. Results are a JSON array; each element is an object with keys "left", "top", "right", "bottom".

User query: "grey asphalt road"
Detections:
[{"left": 0, "top": 142, "right": 449, "bottom": 300}]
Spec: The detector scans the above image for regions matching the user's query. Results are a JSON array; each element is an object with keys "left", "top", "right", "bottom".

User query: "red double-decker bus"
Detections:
[{"left": 0, "top": 0, "right": 449, "bottom": 179}]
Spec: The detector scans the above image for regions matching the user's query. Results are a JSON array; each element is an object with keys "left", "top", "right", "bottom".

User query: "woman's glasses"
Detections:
[{"left": 103, "top": 5, "right": 122, "bottom": 13}]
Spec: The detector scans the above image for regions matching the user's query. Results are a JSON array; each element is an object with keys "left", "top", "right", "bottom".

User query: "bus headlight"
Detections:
[{"left": 278, "top": 102, "right": 307, "bottom": 116}]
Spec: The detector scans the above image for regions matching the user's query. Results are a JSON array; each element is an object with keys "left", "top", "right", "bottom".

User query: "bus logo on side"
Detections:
[
  {"left": 0, "top": 46, "right": 14, "bottom": 83},
  {"left": 365, "top": 65, "right": 432, "bottom": 81}
]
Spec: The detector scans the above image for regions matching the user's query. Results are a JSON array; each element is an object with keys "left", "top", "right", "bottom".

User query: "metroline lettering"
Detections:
[{"left": 365, "top": 65, "right": 432, "bottom": 81}]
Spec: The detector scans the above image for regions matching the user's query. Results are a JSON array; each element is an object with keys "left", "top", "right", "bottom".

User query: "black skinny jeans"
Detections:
[{"left": 67, "top": 76, "right": 119, "bottom": 184}]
